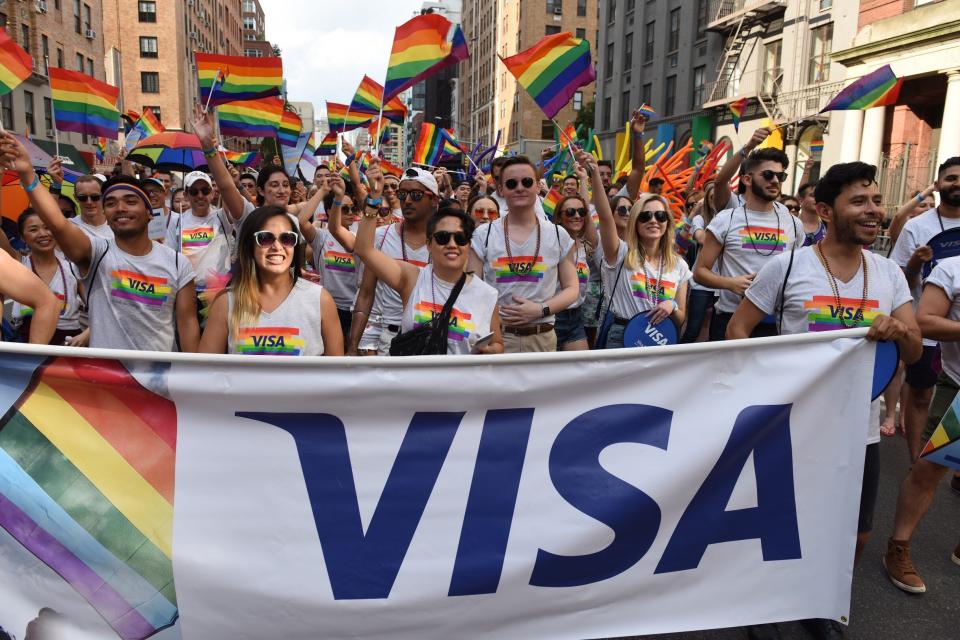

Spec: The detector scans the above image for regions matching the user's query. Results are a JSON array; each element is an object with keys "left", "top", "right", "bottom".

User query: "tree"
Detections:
[
  {"left": 574, "top": 99, "right": 595, "bottom": 134},
  {"left": 271, "top": 44, "right": 282, "bottom": 58}
]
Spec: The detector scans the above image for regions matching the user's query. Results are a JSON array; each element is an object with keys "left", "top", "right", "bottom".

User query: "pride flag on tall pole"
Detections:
[
  {"left": 215, "top": 96, "right": 284, "bottom": 138},
  {"left": 49, "top": 68, "right": 121, "bottom": 139},
  {"left": 820, "top": 64, "right": 902, "bottom": 112},
  {"left": 326, "top": 102, "right": 375, "bottom": 133},
  {"left": 412, "top": 123, "right": 461, "bottom": 166},
  {"left": 729, "top": 97, "right": 750, "bottom": 132},
  {"left": 383, "top": 13, "right": 469, "bottom": 103},
  {"left": 349, "top": 75, "right": 408, "bottom": 124},
  {"left": 195, "top": 53, "right": 283, "bottom": 108},
  {"left": 499, "top": 32, "right": 595, "bottom": 120}
]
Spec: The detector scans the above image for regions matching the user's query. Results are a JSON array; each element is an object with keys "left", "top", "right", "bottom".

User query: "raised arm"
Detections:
[
  {"left": 192, "top": 106, "right": 249, "bottom": 221},
  {"left": 577, "top": 147, "right": 618, "bottom": 264},
  {"left": 889, "top": 184, "right": 935, "bottom": 249},
  {"left": 0, "top": 251, "right": 58, "bottom": 344},
  {"left": 0, "top": 132, "right": 92, "bottom": 270},
  {"left": 297, "top": 178, "right": 331, "bottom": 245},
  {"left": 624, "top": 110, "right": 646, "bottom": 201},
  {"left": 325, "top": 175, "right": 357, "bottom": 252},
  {"left": 713, "top": 126, "right": 770, "bottom": 212}
]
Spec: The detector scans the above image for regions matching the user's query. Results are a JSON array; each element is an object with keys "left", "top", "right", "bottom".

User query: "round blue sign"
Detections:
[
  {"left": 872, "top": 340, "right": 900, "bottom": 401},
  {"left": 623, "top": 313, "right": 679, "bottom": 348}
]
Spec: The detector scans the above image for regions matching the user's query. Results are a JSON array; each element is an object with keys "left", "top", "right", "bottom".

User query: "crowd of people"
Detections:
[{"left": 0, "top": 102, "right": 958, "bottom": 637}]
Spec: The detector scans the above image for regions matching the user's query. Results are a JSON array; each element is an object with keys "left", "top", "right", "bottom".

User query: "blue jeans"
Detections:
[
  {"left": 605, "top": 323, "right": 626, "bottom": 349},
  {"left": 681, "top": 289, "right": 716, "bottom": 343}
]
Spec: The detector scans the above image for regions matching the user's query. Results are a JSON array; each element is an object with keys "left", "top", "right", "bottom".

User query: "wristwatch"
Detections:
[{"left": 541, "top": 305, "right": 551, "bottom": 318}]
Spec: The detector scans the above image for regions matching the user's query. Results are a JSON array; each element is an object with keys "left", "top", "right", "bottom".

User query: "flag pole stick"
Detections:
[
  {"left": 202, "top": 68, "right": 220, "bottom": 115},
  {"left": 374, "top": 94, "right": 386, "bottom": 155},
  {"left": 550, "top": 117, "right": 577, "bottom": 149}
]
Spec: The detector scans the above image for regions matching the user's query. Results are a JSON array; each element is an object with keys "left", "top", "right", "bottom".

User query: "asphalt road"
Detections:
[{"left": 611, "top": 435, "right": 959, "bottom": 640}]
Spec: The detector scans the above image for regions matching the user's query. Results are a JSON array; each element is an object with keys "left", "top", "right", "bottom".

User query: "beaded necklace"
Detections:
[
  {"left": 503, "top": 216, "right": 541, "bottom": 275},
  {"left": 815, "top": 244, "right": 869, "bottom": 328}
]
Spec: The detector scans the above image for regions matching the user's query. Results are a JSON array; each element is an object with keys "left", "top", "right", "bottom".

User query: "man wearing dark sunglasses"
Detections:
[
  {"left": 487, "top": 155, "right": 550, "bottom": 219},
  {"left": 469, "top": 156, "right": 580, "bottom": 352},
  {"left": 694, "top": 147, "right": 803, "bottom": 341},
  {"left": 66, "top": 174, "right": 114, "bottom": 240}
]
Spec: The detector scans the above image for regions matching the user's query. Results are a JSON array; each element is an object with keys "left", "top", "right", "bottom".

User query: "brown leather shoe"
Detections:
[{"left": 884, "top": 538, "right": 926, "bottom": 593}]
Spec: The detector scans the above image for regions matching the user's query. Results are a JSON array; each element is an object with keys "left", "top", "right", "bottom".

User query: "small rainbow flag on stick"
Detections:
[
  {"left": 637, "top": 103, "right": 656, "bottom": 120},
  {"left": 195, "top": 52, "right": 283, "bottom": 108},
  {"left": 0, "top": 29, "right": 33, "bottom": 96},
  {"left": 95, "top": 137, "right": 106, "bottom": 161},
  {"left": 820, "top": 64, "right": 902, "bottom": 113},
  {"left": 222, "top": 149, "right": 261, "bottom": 167},
  {"left": 350, "top": 75, "right": 408, "bottom": 124},
  {"left": 314, "top": 132, "right": 337, "bottom": 156},
  {"left": 384, "top": 13, "right": 469, "bottom": 103},
  {"left": 413, "top": 123, "right": 460, "bottom": 166},
  {"left": 216, "top": 96, "right": 284, "bottom": 138},
  {"left": 49, "top": 67, "right": 121, "bottom": 139},
  {"left": 326, "top": 101, "right": 375, "bottom": 133},
  {"left": 124, "top": 108, "right": 165, "bottom": 152},
  {"left": 729, "top": 97, "right": 750, "bottom": 132},
  {"left": 542, "top": 187, "right": 562, "bottom": 220},
  {"left": 500, "top": 32, "right": 595, "bottom": 119},
  {"left": 277, "top": 108, "right": 302, "bottom": 148}
]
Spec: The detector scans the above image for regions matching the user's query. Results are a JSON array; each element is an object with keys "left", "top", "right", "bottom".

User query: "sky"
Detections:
[{"left": 260, "top": 0, "right": 425, "bottom": 120}]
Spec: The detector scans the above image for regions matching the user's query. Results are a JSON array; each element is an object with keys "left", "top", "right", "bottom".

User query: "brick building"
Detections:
[{"left": 241, "top": 0, "right": 273, "bottom": 58}]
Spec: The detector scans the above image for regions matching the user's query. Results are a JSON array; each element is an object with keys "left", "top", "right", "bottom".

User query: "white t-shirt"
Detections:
[
  {"left": 570, "top": 238, "right": 591, "bottom": 309},
  {"left": 706, "top": 206, "right": 804, "bottom": 313},
  {"left": 889, "top": 208, "right": 960, "bottom": 346},
  {"left": 68, "top": 216, "right": 114, "bottom": 240},
  {"left": 148, "top": 209, "right": 179, "bottom": 244},
  {"left": 745, "top": 247, "right": 912, "bottom": 444},
  {"left": 471, "top": 215, "right": 574, "bottom": 324},
  {"left": 311, "top": 224, "right": 359, "bottom": 310},
  {"left": 689, "top": 214, "right": 716, "bottom": 292},
  {"left": 11, "top": 255, "right": 82, "bottom": 332},
  {"left": 602, "top": 240, "right": 692, "bottom": 320},
  {"left": 227, "top": 279, "right": 325, "bottom": 356},
  {"left": 373, "top": 223, "right": 430, "bottom": 325},
  {"left": 401, "top": 265, "right": 499, "bottom": 355},
  {"left": 923, "top": 257, "right": 960, "bottom": 386},
  {"left": 165, "top": 208, "right": 235, "bottom": 289}
]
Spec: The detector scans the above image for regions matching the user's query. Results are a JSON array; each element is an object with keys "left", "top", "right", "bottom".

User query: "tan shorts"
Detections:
[{"left": 502, "top": 329, "right": 557, "bottom": 354}]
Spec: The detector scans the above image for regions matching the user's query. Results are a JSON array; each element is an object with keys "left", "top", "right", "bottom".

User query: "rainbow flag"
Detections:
[
  {"left": 638, "top": 103, "right": 656, "bottom": 120},
  {"left": 195, "top": 52, "right": 283, "bottom": 107},
  {"left": 499, "top": 32, "right": 595, "bottom": 119},
  {"left": 278, "top": 108, "right": 302, "bottom": 148},
  {"left": 809, "top": 139, "right": 824, "bottom": 156},
  {"left": 729, "top": 97, "right": 750, "bottom": 132},
  {"left": 380, "top": 158, "right": 403, "bottom": 177},
  {"left": 558, "top": 124, "right": 578, "bottom": 149},
  {"left": 413, "top": 123, "right": 460, "bottom": 166},
  {"left": 222, "top": 149, "right": 261, "bottom": 166},
  {"left": 542, "top": 187, "right": 562, "bottom": 219},
  {"left": 367, "top": 118, "right": 393, "bottom": 146},
  {"left": 282, "top": 129, "right": 311, "bottom": 176},
  {"left": 383, "top": 13, "right": 469, "bottom": 103},
  {"left": 95, "top": 137, "right": 106, "bottom": 161},
  {"left": 0, "top": 28, "right": 33, "bottom": 96},
  {"left": 216, "top": 96, "right": 284, "bottom": 138},
  {"left": 124, "top": 108, "right": 165, "bottom": 152},
  {"left": 0, "top": 354, "right": 179, "bottom": 640},
  {"left": 326, "top": 101, "right": 375, "bottom": 133},
  {"left": 314, "top": 131, "right": 337, "bottom": 156},
  {"left": 49, "top": 67, "right": 121, "bottom": 139},
  {"left": 821, "top": 64, "right": 901, "bottom": 113},
  {"left": 349, "top": 75, "right": 408, "bottom": 124},
  {"left": 920, "top": 392, "right": 960, "bottom": 470}
]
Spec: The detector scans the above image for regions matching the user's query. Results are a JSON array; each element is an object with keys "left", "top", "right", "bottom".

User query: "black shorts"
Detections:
[
  {"left": 858, "top": 443, "right": 880, "bottom": 533},
  {"left": 905, "top": 345, "right": 939, "bottom": 390}
]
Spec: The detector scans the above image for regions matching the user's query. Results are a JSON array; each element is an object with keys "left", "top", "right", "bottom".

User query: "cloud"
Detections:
[{"left": 260, "top": 0, "right": 423, "bottom": 122}]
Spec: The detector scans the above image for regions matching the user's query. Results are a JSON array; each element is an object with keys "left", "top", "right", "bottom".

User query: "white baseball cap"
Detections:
[
  {"left": 184, "top": 171, "right": 212, "bottom": 189},
  {"left": 400, "top": 167, "right": 439, "bottom": 196}
]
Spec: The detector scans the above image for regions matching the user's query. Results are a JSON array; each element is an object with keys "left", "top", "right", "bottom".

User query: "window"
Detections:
[
  {"left": 83, "top": 3, "right": 91, "bottom": 31},
  {"left": 669, "top": 9, "right": 681, "bottom": 52},
  {"left": 86, "top": 58, "right": 93, "bottom": 76},
  {"left": 696, "top": 0, "right": 708, "bottom": 38},
  {"left": 40, "top": 36, "right": 49, "bottom": 74},
  {"left": 243, "top": 0, "right": 256, "bottom": 11},
  {"left": 577, "top": 0, "right": 587, "bottom": 17},
  {"left": 140, "top": 36, "right": 158, "bottom": 58},
  {"left": 75, "top": 53, "right": 84, "bottom": 71},
  {"left": 620, "top": 91, "right": 630, "bottom": 124},
  {"left": 626, "top": 0, "right": 635, "bottom": 12},
  {"left": 143, "top": 106, "right": 161, "bottom": 122},
  {"left": 764, "top": 39, "right": 783, "bottom": 94},
  {"left": 245, "top": 48, "right": 263, "bottom": 57},
  {"left": 138, "top": 1, "right": 157, "bottom": 23},
  {"left": 819, "top": 0, "right": 832, "bottom": 9},
  {"left": 141, "top": 71, "right": 160, "bottom": 93},
  {"left": 1, "top": 94, "right": 12, "bottom": 130},
  {"left": 623, "top": 33, "right": 633, "bottom": 70},
  {"left": 665, "top": 75, "right": 676, "bottom": 115},
  {"left": 56, "top": 48, "right": 63, "bottom": 68},
  {"left": 243, "top": 17, "right": 256, "bottom": 30},
  {"left": 20, "top": 24, "right": 30, "bottom": 53},
  {"left": 546, "top": 0, "right": 561, "bottom": 15},
  {"left": 73, "top": 0, "right": 81, "bottom": 33},
  {"left": 644, "top": 21, "right": 655, "bottom": 62},
  {"left": 692, "top": 66, "right": 705, "bottom": 108},
  {"left": 43, "top": 97, "right": 53, "bottom": 133},
  {"left": 605, "top": 42, "right": 614, "bottom": 79},
  {"left": 608, "top": 0, "right": 616, "bottom": 24},
  {"left": 641, "top": 82, "right": 652, "bottom": 106},
  {"left": 0, "top": 13, "right": 6, "bottom": 28},
  {"left": 546, "top": 25, "right": 561, "bottom": 35},
  {"left": 602, "top": 96, "right": 611, "bottom": 130},
  {"left": 576, "top": 28, "right": 585, "bottom": 39},
  {"left": 24, "top": 91, "right": 35, "bottom": 137},
  {"left": 541, "top": 120, "right": 554, "bottom": 140},
  {"left": 573, "top": 91, "right": 583, "bottom": 111},
  {"left": 807, "top": 23, "right": 833, "bottom": 84}
]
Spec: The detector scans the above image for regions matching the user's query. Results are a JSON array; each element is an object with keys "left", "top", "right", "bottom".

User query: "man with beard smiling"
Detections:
[
  {"left": 693, "top": 147, "right": 804, "bottom": 340},
  {"left": 889, "top": 157, "right": 960, "bottom": 461},
  {"left": 0, "top": 132, "right": 199, "bottom": 352}
]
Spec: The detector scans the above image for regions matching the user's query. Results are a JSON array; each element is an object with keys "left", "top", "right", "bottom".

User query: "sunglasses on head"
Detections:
[
  {"left": 757, "top": 170, "right": 788, "bottom": 183},
  {"left": 504, "top": 177, "right": 535, "bottom": 190},
  {"left": 432, "top": 230, "right": 471, "bottom": 246},
  {"left": 638, "top": 210, "right": 670, "bottom": 223},
  {"left": 397, "top": 190, "right": 427, "bottom": 202},
  {"left": 253, "top": 230, "right": 299, "bottom": 248},
  {"left": 615, "top": 205, "right": 631, "bottom": 217},
  {"left": 76, "top": 194, "right": 101, "bottom": 202},
  {"left": 188, "top": 186, "right": 212, "bottom": 197},
  {"left": 562, "top": 207, "right": 588, "bottom": 218}
]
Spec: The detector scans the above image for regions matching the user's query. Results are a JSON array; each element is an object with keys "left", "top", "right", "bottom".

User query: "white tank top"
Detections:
[
  {"left": 227, "top": 278, "right": 325, "bottom": 356},
  {"left": 11, "top": 254, "right": 82, "bottom": 331},
  {"left": 374, "top": 223, "right": 430, "bottom": 325},
  {"left": 401, "top": 265, "right": 498, "bottom": 355}
]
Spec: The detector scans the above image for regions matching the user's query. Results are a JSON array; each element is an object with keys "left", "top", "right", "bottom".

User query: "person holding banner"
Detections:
[
  {"left": 199, "top": 205, "right": 343, "bottom": 356},
  {"left": 889, "top": 157, "right": 960, "bottom": 460},
  {"left": 0, "top": 132, "right": 200, "bottom": 352},
  {"left": 0, "top": 247, "right": 59, "bottom": 345}
]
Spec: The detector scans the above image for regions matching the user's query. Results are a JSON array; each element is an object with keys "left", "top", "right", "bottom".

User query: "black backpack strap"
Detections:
[{"left": 432, "top": 271, "right": 468, "bottom": 348}]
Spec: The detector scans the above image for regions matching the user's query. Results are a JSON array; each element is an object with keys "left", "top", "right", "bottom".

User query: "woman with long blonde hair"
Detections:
[
  {"left": 580, "top": 149, "right": 690, "bottom": 349},
  {"left": 199, "top": 206, "right": 343, "bottom": 355}
]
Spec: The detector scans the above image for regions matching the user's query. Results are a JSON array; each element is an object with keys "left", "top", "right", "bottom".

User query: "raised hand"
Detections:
[
  {"left": 47, "top": 157, "right": 64, "bottom": 185},
  {"left": 366, "top": 157, "right": 384, "bottom": 199},
  {"left": 746, "top": 127, "right": 771, "bottom": 152},
  {"left": 191, "top": 104, "right": 217, "bottom": 149},
  {"left": 630, "top": 109, "right": 647, "bottom": 135},
  {"left": 0, "top": 132, "right": 34, "bottom": 177}
]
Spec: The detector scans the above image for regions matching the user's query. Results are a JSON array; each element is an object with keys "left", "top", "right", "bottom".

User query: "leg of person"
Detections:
[
  {"left": 902, "top": 346, "right": 938, "bottom": 460},
  {"left": 681, "top": 289, "right": 711, "bottom": 343},
  {"left": 881, "top": 362, "right": 905, "bottom": 437},
  {"left": 502, "top": 331, "right": 521, "bottom": 354},
  {"left": 376, "top": 323, "right": 401, "bottom": 356},
  {"left": 336, "top": 307, "right": 352, "bottom": 340},
  {"left": 709, "top": 310, "right": 730, "bottom": 342},
  {"left": 855, "top": 443, "right": 880, "bottom": 566},
  {"left": 605, "top": 322, "right": 625, "bottom": 349},
  {"left": 556, "top": 309, "right": 588, "bottom": 351},
  {"left": 884, "top": 372, "right": 957, "bottom": 593},
  {"left": 530, "top": 328, "right": 557, "bottom": 353}
]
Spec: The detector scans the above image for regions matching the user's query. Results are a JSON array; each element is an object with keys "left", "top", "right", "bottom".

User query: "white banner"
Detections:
[{"left": 0, "top": 331, "right": 876, "bottom": 640}]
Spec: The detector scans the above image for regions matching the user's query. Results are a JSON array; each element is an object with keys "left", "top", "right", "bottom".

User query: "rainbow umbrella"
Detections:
[{"left": 128, "top": 130, "right": 209, "bottom": 172}]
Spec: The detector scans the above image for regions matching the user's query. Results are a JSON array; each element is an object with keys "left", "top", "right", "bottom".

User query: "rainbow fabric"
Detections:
[
  {"left": 49, "top": 67, "right": 121, "bottom": 139},
  {"left": 95, "top": 137, "right": 106, "bottom": 161},
  {"left": 493, "top": 256, "right": 547, "bottom": 284},
  {"left": 542, "top": 188, "right": 562, "bottom": 219},
  {"left": 217, "top": 96, "right": 284, "bottom": 138},
  {"left": 803, "top": 296, "right": 879, "bottom": 332},
  {"left": 413, "top": 123, "right": 460, "bottom": 166},
  {"left": 384, "top": 13, "right": 469, "bottom": 103},
  {"left": 349, "top": 75, "right": 408, "bottom": 124},
  {"left": 315, "top": 132, "right": 337, "bottom": 156},
  {"left": 414, "top": 302, "right": 475, "bottom": 342},
  {"left": 123, "top": 108, "right": 165, "bottom": 152},
  {"left": 326, "top": 101, "right": 375, "bottom": 133},
  {"left": 0, "top": 355, "right": 178, "bottom": 640},
  {"left": 110, "top": 270, "right": 172, "bottom": 306},
  {"left": 368, "top": 118, "right": 392, "bottom": 146},
  {"left": 499, "top": 32, "right": 595, "bottom": 119},
  {"left": 380, "top": 158, "right": 403, "bottom": 177},
  {"left": 638, "top": 103, "right": 656, "bottom": 120},
  {"left": 235, "top": 327, "right": 304, "bottom": 356},
  {"left": 0, "top": 28, "right": 33, "bottom": 95},
  {"left": 630, "top": 273, "right": 678, "bottom": 302},
  {"left": 738, "top": 226, "right": 786, "bottom": 252},
  {"left": 222, "top": 149, "right": 261, "bottom": 167},
  {"left": 324, "top": 251, "right": 357, "bottom": 274},
  {"left": 278, "top": 108, "right": 302, "bottom": 148},
  {"left": 809, "top": 139, "right": 824, "bottom": 156},
  {"left": 195, "top": 52, "right": 282, "bottom": 108},
  {"left": 820, "top": 64, "right": 902, "bottom": 113},
  {"left": 729, "top": 97, "right": 750, "bottom": 132},
  {"left": 920, "top": 395, "right": 960, "bottom": 469},
  {"left": 558, "top": 124, "right": 578, "bottom": 149}
]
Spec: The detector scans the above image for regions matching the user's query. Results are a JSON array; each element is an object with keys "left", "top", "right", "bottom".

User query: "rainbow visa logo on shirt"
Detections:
[
  {"left": 804, "top": 296, "right": 880, "bottom": 332},
  {"left": 324, "top": 250, "right": 356, "bottom": 273},
  {"left": 414, "top": 301, "right": 475, "bottom": 342},
  {"left": 182, "top": 226, "right": 215, "bottom": 250},
  {"left": 630, "top": 272, "right": 677, "bottom": 302},
  {"left": 110, "top": 270, "right": 171, "bottom": 306},
  {"left": 576, "top": 260, "right": 589, "bottom": 285},
  {"left": 235, "top": 327, "right": 305, "bottom": 355},
  {"left": 738, "top": 226, "right": 787, "bottom": 252},
  {"left": 493, "top": 256, "right": 547, "bottom": 284}
]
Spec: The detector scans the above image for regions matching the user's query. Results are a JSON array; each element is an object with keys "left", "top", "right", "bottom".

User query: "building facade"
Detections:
[
  {"left": 0, "top": 0, "right": 107, "bottom": 167},
  {"left": 459, "top": 0, "right": 599, "bottom": 157},
  {"left": 594, "top": 0, "right": 723, "bottom": 164},
  {"left": 241, "top": 0, "right": 273, "bottom": 57}
]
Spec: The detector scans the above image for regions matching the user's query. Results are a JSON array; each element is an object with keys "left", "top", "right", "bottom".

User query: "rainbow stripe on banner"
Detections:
[
  {"left": 49, "top": 67, "right": 121, "bottom": 139},
  {"left": 217, "top": 96, "right": 284, "bottom": 138},
  {"left": 729, "top": 97, "right": 750, "bottom": 132},
  {"left": 195, "top": 52, "right": 282, "bottom": 108},
  {"left": 820, "top": 64, "right": 902, "bottom": 113},
  {"left": 384, "top": 13, "right": 469, "bottom": 103},
  {"left": 499, "top": 32, "right": 595, "bottom": 119},
  {"left": 326, "top": 102, "right": 375, "bottom": 133},
  {"left": 413, "top": 123, "right": 460, "bottom": 166},
  {"left": 0, "top": 355, "right": 178, "bottom": 640},
  {"left": 349, "top": 75, "right": 408, "bottom": 124},
  {"left": 278, "top": 109, "right": 301, "bottom": 147},
  {"left": 0, "top": 28, "right": 33, "bottom": 96},
  {"left": 315, "top": 132, "right": 337, "bottom": 156}
]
